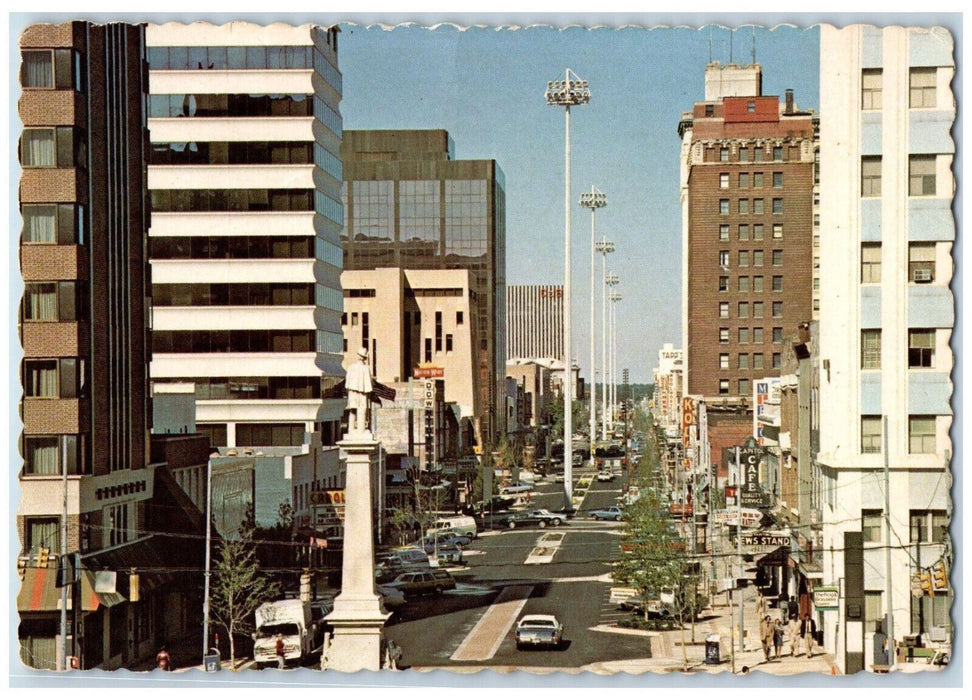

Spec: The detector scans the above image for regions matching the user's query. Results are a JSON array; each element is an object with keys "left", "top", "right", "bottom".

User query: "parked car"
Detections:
[
  {"left": 428, "top": 542, "right": 464, "bottom": 565},
  {"left": 421, "top": 532, "right": 470, "bottom": 551},
  {"left": 477, "top": 495, "right": 515, "bottom": 512},
  {"left": 503, "top": 509, "right": 564, "bottom": 529},
  {"left": 499, "top": 482, "right": 533, "bottom": 496},
  {"left": 514, "top": 614, "right": 564, "bottom": 650},
  {"left": 376, "top": 584, "right": 406, "bottom": 609},
  {"left": 590, "top": 505, "right": 624, "bottom": 521},
  {"left": 385, "top": 570, "right": 455, "bottom": 596},
  {"left": 375, "top": 546, "right": 431, "bottom": 582}
]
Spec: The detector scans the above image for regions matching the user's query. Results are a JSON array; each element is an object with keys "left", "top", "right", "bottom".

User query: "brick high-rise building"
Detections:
[{"left": 679, "top": 62, "right": 817, "bottom": 405}]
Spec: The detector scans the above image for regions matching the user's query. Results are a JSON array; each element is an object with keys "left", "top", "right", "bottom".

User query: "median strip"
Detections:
[
  {"left": 450, "top": 584, "right": 533, "bottom": 661},
  {"left": 524, "top": 532, "right": 565, "bottom": 564}
]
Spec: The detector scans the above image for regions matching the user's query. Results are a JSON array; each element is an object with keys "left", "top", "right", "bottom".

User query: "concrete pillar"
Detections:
[{"left": 322, "top": 435, "right": 389, "bottom": 672}]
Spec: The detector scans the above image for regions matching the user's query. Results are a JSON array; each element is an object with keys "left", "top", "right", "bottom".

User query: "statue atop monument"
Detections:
[{"left": 345, "top": 347, "right": 374, "bottom": 436}]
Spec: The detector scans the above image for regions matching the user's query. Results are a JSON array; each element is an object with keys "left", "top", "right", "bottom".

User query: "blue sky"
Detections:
[{"left": 338, "top": 22, "right": 820, "bottom": 382}]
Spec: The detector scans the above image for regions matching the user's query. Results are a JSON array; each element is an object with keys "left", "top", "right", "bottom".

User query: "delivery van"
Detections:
[{"left": 430, "top": 515, "right": 477, "bottom": 539}]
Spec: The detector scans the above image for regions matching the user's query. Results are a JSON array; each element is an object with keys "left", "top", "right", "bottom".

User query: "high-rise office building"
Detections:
[
  {"left": 817, "top": 25, "right": 954, "bottom": 673},
  {"left": 146, "top": 22, "right": 346, "bottom": 449},
  {"left": 506, "top": 284, "right": 564, "bottom": 361},
  {"left": 340, "top": 129, "right": 506, "bottom": 444},
  {"left": 679, "top": 63, "right": 817, "bottom": 404}
]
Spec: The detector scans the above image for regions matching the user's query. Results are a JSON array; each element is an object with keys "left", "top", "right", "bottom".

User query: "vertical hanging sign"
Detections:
[{"left": 424, "top": 380, "right": 435, "bottom": 472}]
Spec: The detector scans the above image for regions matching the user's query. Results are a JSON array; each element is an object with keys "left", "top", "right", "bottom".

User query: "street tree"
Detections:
[{"left": 209, "top": 523, "right": 280, "bottom": 669}]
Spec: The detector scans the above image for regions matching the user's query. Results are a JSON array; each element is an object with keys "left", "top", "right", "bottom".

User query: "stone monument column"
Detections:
[{"left": 322, "top": 434, "right": 390, "bottom": 671}]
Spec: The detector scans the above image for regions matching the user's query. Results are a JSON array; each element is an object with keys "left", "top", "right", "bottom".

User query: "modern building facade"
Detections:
[
  {"left": 17, "top": 21, "right": 207, "bottom": 671},
  {"left": 145, "top": 22, "right": 346, "bottom": 449},
  {"left": 679, "top": 62, "right": 817, "bottom": 405},
  {"left": 817, "top": 25, "right": 954, "bottom": 673},
  {"left": 506, "top": 284, "right": 563, "bottom": 361},
  {"left": 340, "top": 129, "right": 506, "bottom": 445},
  {"left": 651, "top": 343, "right": 684, "bottom": 437}
]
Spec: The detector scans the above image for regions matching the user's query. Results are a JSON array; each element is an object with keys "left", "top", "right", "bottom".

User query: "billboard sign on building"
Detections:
[
  {"left": 681, "top": 396, "right": 696, "bottom": 448},
  {"left": 739, "top": 444, "right": 769, "bottom": 508},
  {"left": 414, "top": 365, "right": 445, "bottom": 379}
]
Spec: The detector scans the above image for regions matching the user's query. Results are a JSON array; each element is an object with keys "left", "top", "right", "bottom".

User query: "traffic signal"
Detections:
[
  {"left": 919, "top": 570, "right": 933, "bottom": 596},
  {"left": 932, "top": 561, "right": 948, "bottom": 592},
  {"left": 36, "top": 546, "right": 50, "bottom": 568}
]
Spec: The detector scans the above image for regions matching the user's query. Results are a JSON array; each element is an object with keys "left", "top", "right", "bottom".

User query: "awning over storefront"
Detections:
[
  {"left": 755, "top": 546, "right": 790, "bottom": 566},
  {"left": 82, "top": 535, "right": 177, "bottom": 596},
  {"left": 17, "top": 567, "right": 125, "bottom": 613}
]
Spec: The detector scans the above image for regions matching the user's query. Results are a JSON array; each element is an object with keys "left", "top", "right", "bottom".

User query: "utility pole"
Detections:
[{"left": 883, "top": 415, "right": 894, "bottom": 663}]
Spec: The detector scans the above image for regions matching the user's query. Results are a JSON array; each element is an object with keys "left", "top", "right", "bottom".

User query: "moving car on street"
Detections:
[
  {"left": 596, "top": 471, "right": 615, "bottom": 482},
  {"left": 590, "top": 505, "right": 624, "bottom": 521},
  {"left": 503, "top": 509, "right": 564, "bottom": 529},
  {"left": 385, "top": 569, "right": 456, "bottom": 597},
  {"left": 514, "top": 614, "right": 565, "bottom": 650}
]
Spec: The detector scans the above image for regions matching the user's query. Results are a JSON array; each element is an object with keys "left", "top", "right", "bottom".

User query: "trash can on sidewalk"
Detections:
[
  {"left": 705, "top": 634, "right": 722, "bottom": 665},
  {"left": 203, "top": 648, "right": 221, "bottom": 673}
]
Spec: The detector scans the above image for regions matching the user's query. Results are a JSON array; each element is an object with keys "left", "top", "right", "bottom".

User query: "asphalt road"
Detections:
[{"left": 384, "top": 465, "right": 654, "bottom": 669}]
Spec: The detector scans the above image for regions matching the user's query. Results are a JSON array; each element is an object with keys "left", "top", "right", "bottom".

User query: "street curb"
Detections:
[{"left": 589, "top": 624, "right": 660, "bottom": 638}]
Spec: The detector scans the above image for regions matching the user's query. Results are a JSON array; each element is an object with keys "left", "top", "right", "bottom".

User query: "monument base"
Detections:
[{"left": 322, "top": 599, "right": 390, "bottom": 672}]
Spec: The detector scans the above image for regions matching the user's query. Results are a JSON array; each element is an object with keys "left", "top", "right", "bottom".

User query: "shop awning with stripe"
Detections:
[{"left": 17, "top": 567, "right": 125, "bottom": 613}]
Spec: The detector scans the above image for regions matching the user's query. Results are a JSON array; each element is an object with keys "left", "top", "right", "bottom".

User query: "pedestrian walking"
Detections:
[
  {"left": 755, "top": 591, "right": 768, "bottom": 621},
  {"left": 773, "top": 619, "right": 784, "bottom": 660},
  {"left": 386, "top": 639, "right": 402, "bottom": 670},
  {"left": 759, "top": 615, "right": 775, "bottom": 662},
  {"left": 156, "top": 645, "right": 171, "bottom": 671},
  {"left": 788, "top": 615, "right": 802, "bottom": 657},
  {"left": 275, "top": 633, "right": 286, "bottom": 669},
  {"left": 800, "top": 613, "right": 818, "bottom": 658}
]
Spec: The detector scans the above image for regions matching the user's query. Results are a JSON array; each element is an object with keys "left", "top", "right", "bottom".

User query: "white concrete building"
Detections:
[
  {"left": 652, "top": 343, "right": 684, "bottom": 435},
  {"left": 146, "top": 22, "right": 346, "bottom": 448},
  {"left": 817, "top": 25, "right": 954, "bottom": 673}
]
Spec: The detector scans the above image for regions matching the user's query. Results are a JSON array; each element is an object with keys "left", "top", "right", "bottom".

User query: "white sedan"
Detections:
[{"left": 514, "top": 614, "right": 564, "bottom": 649}]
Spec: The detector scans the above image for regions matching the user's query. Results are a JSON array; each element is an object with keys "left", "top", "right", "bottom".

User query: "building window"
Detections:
[
  {"left": 862, "top": 68, "right": 883, "bottom": 110},
  {"left": 908, "top": 243, "right": 935, "bottom": 283},
  {"left": 772, "top": 276, "right": 783, "bottom": 292},
  {"left": 773, "top": 327, "right": 783, "bottom": 344},
  {"left": 445, "top": 334, "right": 454, "bottom": 353},
  {"left": 719, "top": 379, "right": 729, "bottom": 395},
  {"left": 719, "top": 250, "right": 730, "bottom": 267},
  {"left": 720, "top": 147, "right": 729, "bottom": 162},
  {"left": 738, "top": 276, "right": 750, "bottom": 293},
  {"left": 719, "top": 224, "right": 730, "bottom": 241},
  {"left": 21, "top": 49, "right": 77, "bottom": 90},
  {"left": 909, "top": 67, "right": 937, "bottom": 108},
  {"left": 861, "top": 156, "right": 882, "bottom": 197},
  {"left": 753, "top": 353, "right": 764, "bottom": 370},
  {"left": 738, "top": 353, "right": 749, "bottom": 370},
  {"left": 747, "top": 101, "right": 756, "bottom": 113},
  {"left": 719, "top": 302, "right": 729, "bottom": 319},
  {"left": 772, "top": 301, "right": 783, "bottom": 317},
  {"left": 864, "top": 592, "right": 884, "bottom": 631},
  {"left": 739, "top": 378, "right": 750, "bottom": 395},
  {"left": 773, "top": 146, "right": 783, "bottom": 161},
  {"left": 772, "top": 249, "right": 783, "bottom": 266},
  {"left": 752, "top": 199, "right": 764, "bottom": 215},
  {"left": 719, "top": 199, "right": 729, "bottom": 215},
  {"left": 719, "top": 328, "right": 729, "bottom": 344},
  {"left": 456, "top": 310, "right": 464, "bottom": 325},
  {"left": 908, "top": 415, "right": 936, "bottom": 454},
  {"left": 909, "top": 155, "right": 937, "bottom": 196},
  {"left": 738, "top": 224, "right": 749, "bottom": 241},
  {"left": 738, "top": 302, "right": 749, "bottom": 319},
  {"left": 855, "top": 245, "right": 883, "bottom": 287},
  {"left": 720, "top": 173, "right": 730, "bottom": 189},
  {"left": 753, "top": 328, "right": 764, "bottom": 344},
  {"left": 861, "top": 415, "right": 882, "bottom": 453},
  {"left": 25, "top": 517, "right": 60, "bottom": 555},
  {"left": 720, "top": 354, "right": 730, "bottom": 369},
  {"left": 772, "top": 352, "right": 781, "bottom": 369},
  {"left": 705, "top": 104, "right": 714, "bottom": 117},
  {"left": 106, "top": 502, "right": 131, "bottom": 548},
  {"left": 738, "top": 173, "right": 749, "bottom": 188},
  {"left": 424, "top": 338, "right": 432, "bottom": 363},
  {"left": 908, "top": 329, "right": 935, "bottom": 368},
  {"left": 718, "top": 276, "right": 729, "bottom": 292},
  {"left": 772, "top": 172, "right": 783, "bottom": 188},
  {"left": 751, "top": 301, "right": 763, "bottom": 319},
  {"left": 753, "top": 172, "right": 764, "bottom": 188},
  {"left": 772, "top": 224, "right": 783, "bottom": 239},
  {"left": 909, "top": 510, "right": 948, "bottom": 544},
  {"left": 753, "top": 250, "right": 764, "bottom": 267},
  {"left": 754, "top": 147, "right": 764, "bottom": 162},
  {"left": 738, "top": 199, "right": 749, "bottom": 215},
  {"left": 735, "top": 251, "right": 750, "bottom": 269},
  {"left": 738, "top": 328, "right": 750, "bottom": 344},
  {"left": 753, "top": 276, "right": 764, "bottom": 292},
  {"left": 753, "top": 224, "right": 764, "bottom": 241},
  {"left": 862, "top": 509, "right": 883, "bottom": 543},
  {"left": 772, "top": 198, "right": 784, "bottom": 214},
  {"left": 435, "top": 311, "right": 443, "bottom": 352},
  {"left": 739, "top": 147, "right": 749, "bottom": 162}
]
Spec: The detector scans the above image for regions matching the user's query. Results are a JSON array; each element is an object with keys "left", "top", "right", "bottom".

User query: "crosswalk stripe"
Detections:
[{"left": 450, "top": 585, "right": 533, "bottom": 662}]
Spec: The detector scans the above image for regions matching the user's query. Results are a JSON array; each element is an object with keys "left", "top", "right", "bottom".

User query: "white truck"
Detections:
[{"left": 252, "top": 598, "right": 328, "bottom": 668}]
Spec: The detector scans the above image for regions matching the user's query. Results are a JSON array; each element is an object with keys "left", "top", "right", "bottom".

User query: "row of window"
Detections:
[
  {"left": 861, "top": 329, "right": 937, "bottom": 369},
  {"left": 860, "top": 509, "right": 948, "bottom": 545},
  {"left": 21, "top": 282, "right": 87, "bottom": 322},
  {"left": 719, "top": 171, "right": 784, "bottom": 189},
  {"left": 718, "top": 249, "right": 784, "bottom": 267},
  {"left": 152, "top": 329, "right": 314, "bottom": 353},
  {"left": 719, "top": 275, "right": 785, "bottom": 293},
  {"left": 861, "top": 67, "right": 939, "bottom": 111},
  {"left": 719, "top": 352, "right": 772, "bottom": 371},
  {"left": 150, "top": 235, "right": 314, "bottom": 260},
  {"left": 21, "top": 434, "right": 88, "bottom": 476},
  {"left": 149, "top": 141, "right": 314, "bottom": 166},
  {"left": 717, "top": 223, "right": 784, "bottom": 242},
  {"left": 20, "top": 49, "right": 80, "bottom": 90},
  {"left": 719, "top": 197, "right": 784, "bottom": 215},
  {"left": 860, "top": 415, "right": 939, "bottom": 454},
  {"left": 148, "top": 93, "right": 312, "bottom": 119},
  {"left": 148, "top": 44, "right": 318, "bottom": 72},
  {"left": 719, "top": 326, "right": 786, "bottom": 345},
  {"left": 21, "top": 204, "right": 86, "bottom": 245},
  {"left": 152, "top": 282, "right": 313, "bottom": 307},
  {"left": 177, "top": 376, "right": 323, "bottom": 400},
  {"left": 861, "top": 242, "right": 937, "bottom": 284},
  {"left": 19, "top": 127, "right": 86, "bottom": 169},
  {"left": 708, "top": 144, "right": 797, "bottom": 163},
  {"left": 718, "top": 301, "right": 784, "bottom": 320},
  {"left": 150, "top": 188, "right": 314, "bottom": 212},
  {"left": 862, "top": 155, "right": 939, "bottom": 197},
  {"left": 22, "top": 358, "right": 85, "bottom": 399}
]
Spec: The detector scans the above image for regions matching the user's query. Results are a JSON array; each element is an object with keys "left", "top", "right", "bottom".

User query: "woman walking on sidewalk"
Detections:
[{"left": 773, "top": 619, "right": 784, "bottom": 660}]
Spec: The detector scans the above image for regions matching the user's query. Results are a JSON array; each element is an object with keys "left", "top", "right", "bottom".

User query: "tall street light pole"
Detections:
[
  {"left": 609, "top": 290, "right": 622, "bottom": 435},
  {"left": 580, "top": 187, "right": 606, "bottom": 459},
  {"left": 546, "top": 69, "right": 590, "bottom": 512},
  {"left": 605, "top": 276, "right": 619, "bottom": 432},
  {"left": 596, "top": 241, "right": 615, "bottom": 442}
]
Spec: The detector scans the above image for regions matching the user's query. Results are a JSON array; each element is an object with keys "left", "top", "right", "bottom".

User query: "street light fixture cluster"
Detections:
[{"left": 545, "top": 75, "right": 591, "bottom": 106}]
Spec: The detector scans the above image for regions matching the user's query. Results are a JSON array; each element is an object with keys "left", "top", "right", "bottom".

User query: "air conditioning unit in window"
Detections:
[{"left": 913, "top": 268, "right": 933, "bottom": 283}]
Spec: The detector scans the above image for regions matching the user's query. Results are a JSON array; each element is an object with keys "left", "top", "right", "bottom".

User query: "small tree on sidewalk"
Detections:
[{"left": 210, "top": 523, "right": 280, "bottom": 669}]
